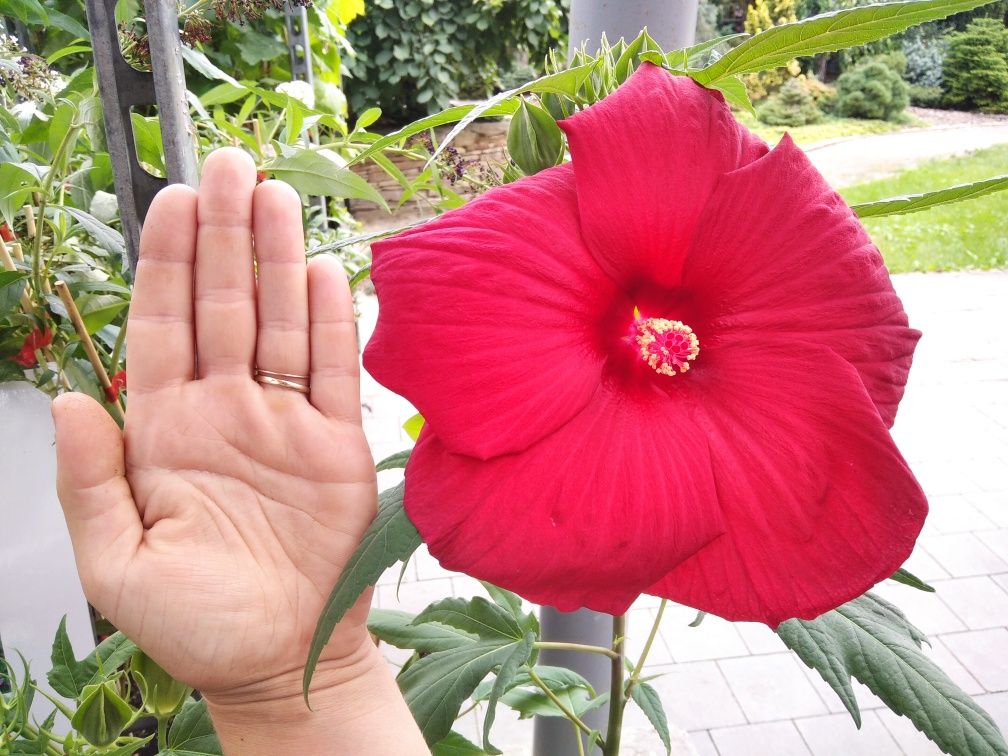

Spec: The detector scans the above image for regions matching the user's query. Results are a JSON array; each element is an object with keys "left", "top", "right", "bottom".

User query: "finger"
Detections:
[
  {"left": 194, "top": 148, "right": 257, "bottom": 378},
  {"left": 308, "top": 255, "right": 361, "bottom": 422},
  {"left": 128, "top": 184, "right": 197, "bottom": 392},
  {"left": 52, "top": 393, "right": 142, "bottom": 613},
  {"left": 252, "top": 181, "right": 309, "bottom": 384}
]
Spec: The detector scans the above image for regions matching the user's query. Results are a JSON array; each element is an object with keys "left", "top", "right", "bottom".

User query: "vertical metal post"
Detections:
[
  {"left": 534, "top": 5, "right": 700, "bottom": 754},
  {"left": 84, "top": 0, "right": 198, "bottom": 274},
  {"left": 568, "top": 0, "right": 699, "bottom": 54}
]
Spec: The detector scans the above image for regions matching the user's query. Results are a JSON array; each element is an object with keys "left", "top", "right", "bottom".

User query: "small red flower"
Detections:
[
  {"left": 105, "top": 370, "right": 127, "bottom": 402},
  {"left": 0, "top": 223, "right": 14, "bottom": 242},
  {"left": 363, "top": 64, "right": 928, "bottom": 625},
  {"left": 256, "top": 171, "right": 268, "bottom": 183},
  {"left": 13, "top": 327, "right": 53, "bottom": 367}
]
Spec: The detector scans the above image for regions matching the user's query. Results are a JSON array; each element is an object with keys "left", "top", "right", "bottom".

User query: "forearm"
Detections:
[{"left": 205, "top": 641, "right": 428, "bottom": 755}]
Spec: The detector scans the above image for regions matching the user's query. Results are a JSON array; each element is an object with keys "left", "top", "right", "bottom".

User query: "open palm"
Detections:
[{"left": 54, "top": 149, "right": 378, "bottom": 697}]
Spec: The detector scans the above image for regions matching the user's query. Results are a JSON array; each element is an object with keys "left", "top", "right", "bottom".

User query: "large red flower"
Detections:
[{"left": 363, "top": 63, "right": 927, "bottom": 625}]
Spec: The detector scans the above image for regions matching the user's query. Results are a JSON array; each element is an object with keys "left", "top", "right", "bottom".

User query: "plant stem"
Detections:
[
  {"left": 527, "top": 668, "right": 605, "bottom": 751},
  {"left": 17, "top": 723, "right": 61, "bottom": 756},
  {"left": 603, "top": 614, "right": 626, "bottom": 756},
  {"left": 532, "top": 641, "right": 620, "bottom": 661},
  {"left": 157, "top": 715, "right": 168, "bottom": 750},
  {"left": 573, "top": 720, "right": 586, "bottom": 756},
  {"left": 109, "top": 312, "right": 129, "bottom": 375},
  {"left": 625, "top": 599, "right": 667, "bottom": 700}
]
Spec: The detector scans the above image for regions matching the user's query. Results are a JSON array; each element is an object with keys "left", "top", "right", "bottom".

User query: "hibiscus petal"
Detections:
[
  {"left": 364, "top": 163, "right": 617, "bottom": 459},
  {"left": 557, "top": 63, "right": 767, "bottom": 287},
  {"left": 649, "top": 339, "right": 927, "bottom": 626},
  {"left": 404, "top": 383, "right": 726, "bottom": 614},
  {"left": 681, "top": 134, "right": 918, "bottom": 427}
]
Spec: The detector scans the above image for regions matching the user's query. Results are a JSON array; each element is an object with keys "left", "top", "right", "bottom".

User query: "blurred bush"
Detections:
[
  {"left": 941, "top": 18, "right": 1008, "bottom": 113},
  {"left": 758, "top": 78, "right": 825, "bottom": 125},
  {"left": 836, "top": 57, "right": 910, "bottom": 120}
]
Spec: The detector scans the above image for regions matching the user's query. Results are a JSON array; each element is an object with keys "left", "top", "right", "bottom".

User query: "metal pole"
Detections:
[
  {"left": 84, "top": 0, "right": 198, "bottom": 275},
  {"left": 535, "top": 5, "right": 700, "bottom": 753},
  {"left": 568, "top": 0, "right": 699, "bottom": 54}
]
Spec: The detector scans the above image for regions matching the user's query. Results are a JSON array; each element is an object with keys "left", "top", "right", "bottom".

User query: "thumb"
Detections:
[{"left": 53, "top": 392, "right": 141, "bottom": 606}]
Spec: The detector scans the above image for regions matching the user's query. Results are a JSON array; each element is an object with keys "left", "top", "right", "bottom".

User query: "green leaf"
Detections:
[
  {"left": 507, "top": 99, "right": 564, "bottom": 176},
  {"left": 777, "top": 593, "right": 1008, "bottom": 754},
  {"left": 413, "top": 596, "right": 524, "bottom": 642},
  {"left": 851, "top": 174, "right": 1008, "bottom": 219},
  {"left": 473, "top": 665, "right": 595, "bottom": 702},
  {"left": 181, "top": 46, "right": 242, "bottom": 87},
  {"left": 694, "top": 0, "right": 1000, "bottom": 85},
  {"left": 46, "top": 9, "right": 90, "bottom": 39},
  {"left": 398, "top": 634, "right": 533, "bottom": 746},
  {"left": 70, "top": 681, "right": 134, "bottom": 748},
  {"left": 265, "top": 149, "right": 387, "bottom": 207},
  {"left": 77, "top": 293, "right": 128, "bottom": 334},
  {"left": 403, "top": 412, "right": 425, "bottom": 441},
  {"left": 482, "top": 633, "right": 535, "bottom": 754},
  {"left": 236, "top": 30, "right": 287, "bottom": 66},
  {"left": 350, "top": 101, "right": 520, "bottom": 167},
  {"left": 354, "top": 107, "right": 382, "bottom": 131},
  {"left": 433, "top": 731, "right": 491, "bottom": 756},
  {"left": 163, "top": 698, "right": 222, "bottom": 755},
  {"left": 369, "top": 609, "right": 479, "bottom": 652},
  {"left": 54, "top": 206, "right": 125, "bottom": 256},
  {"left": 48, "top": 620, "right": 137, "bottom": 700},
  {"left": 376, "top": 448, "right": 411, "bottom": 472},
  {"left": 480, "top": 582, "right": 524, "bottom": 619},
  {"left": 0, "top": 0, "right": 47, "bottom": 24},
  {"left": 501, "top": 685, "right": 609, "bottom": 719},
  {"left": 704, "top": 75, "right": 756, "bottom": 116},
  {"left": 130, "top": 112, "right": 165, "bottom": 174},
  {"left": 0, "top": 163, "right": 37, "bottom": 227},
  {"left": 666, "top": 33, "right": 750, "bottom": 70},
  {"left": 889, "top": 567, "right": 936, "bottom": 592},
  {"left": 0, "top": 270, "right": 28, "bottom": 313},
  {"left": 630, "top": 682, "right": 672, "bottom": 754},
  {"left": 305, "top": 482, "right": 421, "bottom": 699},
  {"left": 428, "top": 60, "right": 598, "bottom": 168}
]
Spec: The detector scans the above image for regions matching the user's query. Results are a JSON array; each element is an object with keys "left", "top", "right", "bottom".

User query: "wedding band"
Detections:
[{"left": 255, "top": 368, "right": 310, "bottom": 394}]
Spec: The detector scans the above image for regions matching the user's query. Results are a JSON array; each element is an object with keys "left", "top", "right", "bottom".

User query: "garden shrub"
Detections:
[
  {"left": 908, "top": 84, "right": 945, "bottom": 107},
  {"left": 742, "top": 0, "right": 799, "bottom": 100},
  {"left": 941, "top": 18, "right": 1008, "bottom": 113},
  {"left": 758, "top": 78, "right": 824, "bottom": 126},
  {"left": 836, "top": 57, "right": 910, "bottom": 121},
  {"left": 902, "top": 28, "right": 948, "bottom": 88},
  {"left": 344, "top": 0, "right": 567, "bottom": 123}
]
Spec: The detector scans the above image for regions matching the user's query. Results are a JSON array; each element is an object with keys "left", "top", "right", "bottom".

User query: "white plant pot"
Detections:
[{"left": 0, "top": 382, "right": 95, "bottom": 723}]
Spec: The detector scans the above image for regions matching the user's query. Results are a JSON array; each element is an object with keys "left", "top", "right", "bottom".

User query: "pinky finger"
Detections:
[{"left": 307, "top": 255, "right": 362, "bottom": 423}]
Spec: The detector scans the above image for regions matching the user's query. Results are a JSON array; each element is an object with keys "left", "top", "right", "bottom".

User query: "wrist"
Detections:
[{"left": 205, "top": 640, "right": 426, "bottom": 755}]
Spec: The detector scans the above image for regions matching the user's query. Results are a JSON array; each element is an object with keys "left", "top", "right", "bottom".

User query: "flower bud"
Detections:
[
  {"left": 70, "top": 681, "right": 133, "bottom": 748},
  {"left": 131, "top": 652, "right": 192, "bottom": 718}
]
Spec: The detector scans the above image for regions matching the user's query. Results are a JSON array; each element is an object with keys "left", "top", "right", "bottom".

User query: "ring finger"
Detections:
[{"left": 252, "top": 181, "right": 310, "bottom": 391}]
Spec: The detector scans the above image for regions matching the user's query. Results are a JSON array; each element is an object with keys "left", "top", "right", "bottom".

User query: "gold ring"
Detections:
[
  {"left": 255, "top": 368, "right": 310, "bottom": 394},
  {"left": 256, "top": 369, "right": 310, "bottom": 381}
]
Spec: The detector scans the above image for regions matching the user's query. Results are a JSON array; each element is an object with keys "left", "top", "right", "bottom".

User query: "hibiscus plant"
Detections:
[{"left": 306, "top": 3, "right": 1008, "bottom": 756}]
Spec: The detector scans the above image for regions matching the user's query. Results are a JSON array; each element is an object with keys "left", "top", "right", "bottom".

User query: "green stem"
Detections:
[
  {"left": 157, "top": 715, "right": 168, "bottom": 750},
  {"left": 625, "top": 599, "right": 667, "bottom": 700},
  {"left": 17, "top": 722, "right": 61, "bottom": 756},
  {"left": 573, "top": 720, "right": 586, "bottom": 756},
  {"left": 109, "top": 311, "right": 129, "bottom": 375},
  {"left": 527, "top": 668, "right": 605, "bottom": 751},
  {"left": 31, "top": 123, "right": 79, "bottom": 303},
  {"left": 603, "top": 614, "right": 626, "bottom": 756},
  {"left": 532, "top": 641, "right": 620, "bottom": 661},
  {"left": 28, "top": 681, "right": 76, "bottom": 721}
]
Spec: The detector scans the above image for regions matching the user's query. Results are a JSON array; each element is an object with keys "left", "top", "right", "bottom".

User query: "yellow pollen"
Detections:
[{"left": 632, "top": 317, "right": 700, "bottom": 376}]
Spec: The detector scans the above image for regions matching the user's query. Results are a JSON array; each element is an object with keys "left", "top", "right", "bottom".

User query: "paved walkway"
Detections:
[
  {"left": 360, "top": 269, "right": 1008, "bottom": 755},
  {"left": 805, "top": 123, "right": 1008, "bottom": 187}
]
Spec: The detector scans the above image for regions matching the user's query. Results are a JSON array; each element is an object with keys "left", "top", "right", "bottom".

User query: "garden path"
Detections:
[
  {"left": 806, "top": 122, "right": 1008, "bottom": 187},
  {"left": 360, "top": 269, "right": 1008, "bottom": 755}
]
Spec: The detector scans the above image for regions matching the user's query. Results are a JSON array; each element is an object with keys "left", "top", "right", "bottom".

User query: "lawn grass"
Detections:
[
  {"left": 839, "top": 144, "right": 1008, "bottom": 273},
  {"left": 734, "top": 111, "right": 909, "bottom": 145}
]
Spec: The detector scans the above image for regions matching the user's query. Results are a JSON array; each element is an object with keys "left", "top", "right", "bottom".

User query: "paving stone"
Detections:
[
  {"left": 924, "top": 494, "right": 997, "bottom": 535},
  {"left": 377, "top": 577, "right": 454, "bottom": 615},
  {"left": 872, "top": 581, "right": 966, "bottom": 635},
  {"left": 710, "top": 721, "right": 811, "bottom": 756},
  {"left": 662, "top": 611, "right": 751, "bottom": 663},
  {"left": 974, "top": 691, "right": 1008, "bottom": 738},
  {"left": 735, "top": 622, "right": 786, "bottom": 655},
  {"left": 978, "top": 529, "right": 1008, "bottom": 562},
  {"left": 924, "top": 635, "right": 985, "bottom": 695},
  {"left": 799, "top": 666, "right": 886, "bottom": 714},
  {"left": 794, "top": 711, "right": 902, "bottom": 756},
  {"left": 919, "top": 533, "right": 1008, "bottom": 577},
  {"left": 875, "top": 709, "right": 944, "bottom": 755},
  {"left": 717, "top": 653, "right": 829, "bottom": 722},
  {"left": 625, "top": 607, "right": 674, "bottom": 667},
  {"left": 901, "top": 544, "right": 951, "bottom": 581},
  {"left": 967, "top": 491, "right": 1008, "bottom": 528},
  {"left": 646, "top": 662, "right": 748, "bottom": 731},
  {"left": 931, "top": 576, "right": 1008, "bottom": 629},
  {"left": 941, "top": 629, "right": 1008, "bottom": 692}
]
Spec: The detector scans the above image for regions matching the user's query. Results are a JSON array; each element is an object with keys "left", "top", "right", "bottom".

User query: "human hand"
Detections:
[{"left": 53, "top": 149, "right": 424, "bottom": 752}]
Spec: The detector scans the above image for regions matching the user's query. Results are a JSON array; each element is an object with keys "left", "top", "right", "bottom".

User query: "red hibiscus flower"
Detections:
[
  {"left": 363, "top": 64, "right": 928, "bottom": 625},
  {"left": 13, "top": 327, "right": 53, "bottom": 367},
  {"left": 1, "top": 223, "right": 14, "bottom": 242},
  {"left": 106, "top": 370, "right": 127, "bottom": 402}
]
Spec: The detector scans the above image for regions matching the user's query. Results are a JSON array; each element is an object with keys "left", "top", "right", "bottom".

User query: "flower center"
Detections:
[{"left": 631, "top": 315, "right": 699, "bottom": 376}]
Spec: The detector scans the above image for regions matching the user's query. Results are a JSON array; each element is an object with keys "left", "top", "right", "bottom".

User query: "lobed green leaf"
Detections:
[
  {"left": 851, "top": 174, "right": 1008, "bottom": 219},
  {"left": 630, "top": 682, "right": 672, "bottom": 755},
  {"left": 695, "top": 0, "right": 1000, "bottom": 85}
]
